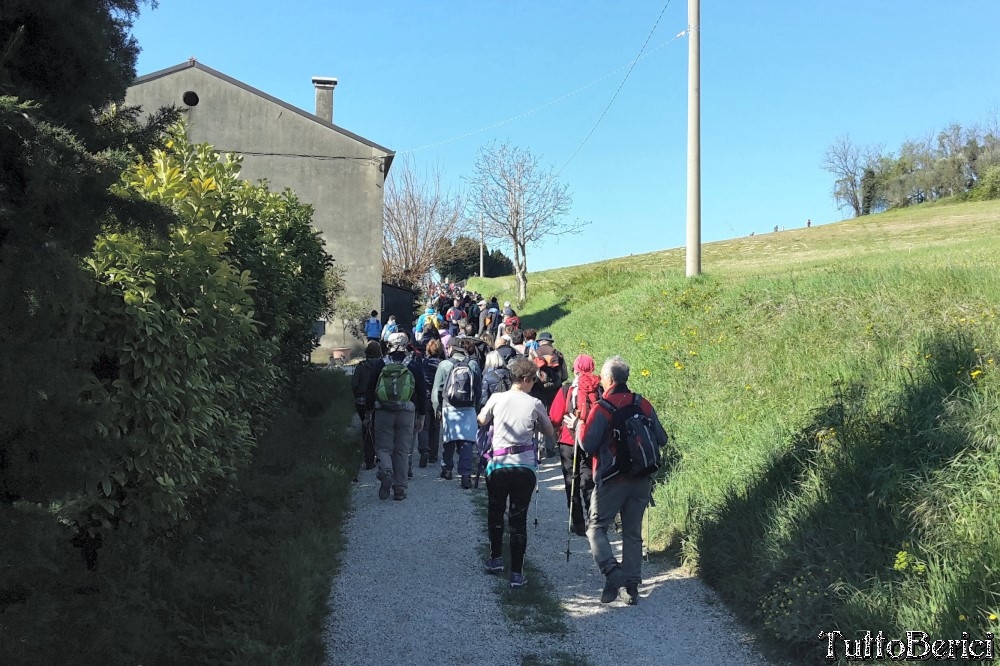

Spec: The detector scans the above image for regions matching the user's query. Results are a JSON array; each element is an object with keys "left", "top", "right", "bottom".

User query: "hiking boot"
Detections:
[
  {"left": 408, "top": 464, "right": 413, "bottom": 479},
  {"left": 440, "top": 469, "right": 453, "bottom": 481},
  {"left": 509, "top": 572, "right": 528, "bottom": 589},
  {"left": 483, "top": 557, "right": 504, "bottom": 574},
  {"left": 625, "top": 583, "right": 639, "bottom": 605},
  {"left": 419, "top": 452, "right": 429, "bottom": 468},
  {"left": 571, "top": 523, "right": 587, "bottom": 537},
  {"left": 600, "top": 567, "right": 625, "bottom": 603},
  {"left": 427, "top": 456, "right": 437, "bottom": 464},
  {"left": 378, "top": 473, "right": 392, "bottom": 500},
  {"left": 460, "top": 475, "right": 472, "bottom": 489},
  {"left": 393, "top": 488, "right": 407, "bottom": 501}
]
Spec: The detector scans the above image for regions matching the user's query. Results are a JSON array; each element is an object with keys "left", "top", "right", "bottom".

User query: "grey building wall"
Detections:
[{"left": 125, "top": 62, "right": 391, "bottom": 353}]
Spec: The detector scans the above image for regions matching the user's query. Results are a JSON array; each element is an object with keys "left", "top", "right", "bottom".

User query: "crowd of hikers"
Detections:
[{"left": 348, "top": 288, "right": 669, "bottom": 605}]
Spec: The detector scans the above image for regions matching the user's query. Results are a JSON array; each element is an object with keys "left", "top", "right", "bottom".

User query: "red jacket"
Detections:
[
  {"left": 580, "top": 385, "right": 668, "bottom": 484},
  {"left": 548, "top": 373, "right": 602, "bottom": 446}
]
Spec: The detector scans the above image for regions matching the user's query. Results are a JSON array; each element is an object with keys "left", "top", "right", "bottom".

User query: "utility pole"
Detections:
[
  {"left": 479, "top": 214, "right": 485, "bottom": 278},
  {"left": 686, "top": 0, "right": 702, "bottom": 277}
]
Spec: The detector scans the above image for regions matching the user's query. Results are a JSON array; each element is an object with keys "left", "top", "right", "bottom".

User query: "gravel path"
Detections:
[{"left": 324, "top": 422, "right": 771, "bottom": 665}]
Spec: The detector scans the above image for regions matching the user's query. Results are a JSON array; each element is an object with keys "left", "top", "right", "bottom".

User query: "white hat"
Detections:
[{"left": 387, "top": 331, "right": 409, "bottom": 351}]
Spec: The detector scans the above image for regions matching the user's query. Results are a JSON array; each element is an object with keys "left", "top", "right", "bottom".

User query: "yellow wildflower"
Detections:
[
  {"left": 971, "top": 369, "right": 983, "bottom": 379},
  {"left": 674, "top": 361, "right": 684, "bottom": 370},
  {"left": 959, "top": 614, "right": 967, "bottom": 621},
  {"left": 641, "top": 369, "right": 651, "bottom": 378}
]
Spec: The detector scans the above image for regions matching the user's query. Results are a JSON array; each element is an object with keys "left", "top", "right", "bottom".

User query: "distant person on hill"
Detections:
[
  {"left": 807, "top": 218, "right": 812, "bottom": 228},
  {"left": 477, "top": 356, "right": 555, "bottom": 589},
  {"left": 579, "top": 355, "right": 668, "bottom": 606}
]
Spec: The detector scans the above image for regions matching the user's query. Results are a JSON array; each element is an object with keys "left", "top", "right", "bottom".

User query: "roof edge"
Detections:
[{"left": 132, "top": 60, "right": 394, "bottom": 156}]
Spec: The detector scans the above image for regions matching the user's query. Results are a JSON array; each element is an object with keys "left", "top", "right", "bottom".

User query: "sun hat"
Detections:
[
  {"left": 387, "top": 331, "right": 409, "bottom": 351},
  {"left": 537, "top": 331, "right": 554, "bottom": 342}
]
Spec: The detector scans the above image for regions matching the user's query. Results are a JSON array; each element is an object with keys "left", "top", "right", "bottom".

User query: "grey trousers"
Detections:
[
  {"left": 373, "top": 407, "right": 415, "bottom": 491},
  {"left": 587, "top": 476, "right": 651, "bottom": 585}
]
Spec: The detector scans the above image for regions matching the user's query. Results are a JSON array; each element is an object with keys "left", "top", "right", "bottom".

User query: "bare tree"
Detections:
[
  {"left": 467, "top": 141, "right": 585, "bottom": 305},
  {"left": 383, "top": 156, "right": 468, "bottom": 290},
  {"left": 822, "top": 135, "right": 885, "bottom": 217}
]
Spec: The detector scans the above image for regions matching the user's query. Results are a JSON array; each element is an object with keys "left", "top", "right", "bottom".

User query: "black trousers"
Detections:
[
  {"left": 486, "top": 467, "right": 536, "bottom": 574},
  {"left": 559, "top": 443, "right": 594, "bottom": 529}
]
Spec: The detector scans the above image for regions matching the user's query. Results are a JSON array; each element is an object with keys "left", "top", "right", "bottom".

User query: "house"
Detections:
[{"left": 125, "top": 60, "right": 393, "bottom": 353}]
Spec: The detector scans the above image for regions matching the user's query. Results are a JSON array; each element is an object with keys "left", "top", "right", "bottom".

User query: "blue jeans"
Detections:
[{"left": 442, "top": 439, "right": 473, "bottom": 475}]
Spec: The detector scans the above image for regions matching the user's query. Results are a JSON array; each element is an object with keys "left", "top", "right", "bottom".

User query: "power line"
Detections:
[
  {"left": 558, "top": 0, "right": 679, "bottom": 175},
  {"left": 395, "top": 31, "right": 682, "bottom": 156}
]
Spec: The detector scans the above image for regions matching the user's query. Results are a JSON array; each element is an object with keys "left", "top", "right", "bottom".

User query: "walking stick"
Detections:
[
  {"left": 566, "top": 438, "right": 580, "bottom": 562},
  {"left": 643, "top": 479, "right": 656, "bottom": 562}
]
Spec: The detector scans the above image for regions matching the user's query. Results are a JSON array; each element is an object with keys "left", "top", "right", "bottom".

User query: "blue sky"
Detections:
[{"left": 131, "top": 1, "right": 1000, "bottom": 271}]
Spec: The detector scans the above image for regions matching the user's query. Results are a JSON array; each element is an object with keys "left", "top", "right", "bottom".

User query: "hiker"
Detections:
[
  {"left": 476, "top": 298, "right": 489, "bottom": 334},
  {"left": 494, "top": 333, "right": 519, "bottom": 367},
  {"left": 432, "top": 337, "right": 483, "bottom": 489},
  {"left": 414, "top": 306, "right": 443, "bottom": 343},
  {"left": 364, "top": 310, "right": 382, "bottom": 342},
  {"left": 529, "top": 331, "right": 567, "bottom": 457},
  {"left": 510, "top": 329, "right": 526, "bottom": 355},
  {"left": 445, "top": 298, "right": 466, "bottom": 337},
  {"left": 522, "top": 328, "right": 540, "bottom": 354},
  {"left": 580, "top": 355, "right": 669, "bottom": 605},
  {"left": 477, "top": 357, "right": 555, "bottom": 589},
  {"left": 483, "top": 298, "right": 501, "bottom": 337},
  {"left": 380, "top": 315, "right": 399, "bottom": 345},
  {"left": 548, "top": 353, "right": 601, "bottom": 536},
  {"left": 368, "top": 332, "right": 427, "bottom": 501},
  {"left": 350, "top": 340, "right": 384, "bottom": 470},
  {"left": 417, "top": 338, "right": 445, "bottom": 468}
]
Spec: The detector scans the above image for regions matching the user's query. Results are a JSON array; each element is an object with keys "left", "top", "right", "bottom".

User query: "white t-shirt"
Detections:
[{"left": 478, "top": 389, "right": 549, "bottom": 474}]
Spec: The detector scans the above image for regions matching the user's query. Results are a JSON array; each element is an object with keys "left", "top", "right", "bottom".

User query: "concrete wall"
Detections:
[{"left": 125, "top": 64, "right": 388, "bottom": 352}]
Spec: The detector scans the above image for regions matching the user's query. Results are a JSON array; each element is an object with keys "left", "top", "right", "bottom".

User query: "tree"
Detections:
[
  {"left": 467, "top": 141, "right": 585, "bottom": 304},
  {"left": 821, "top": 135, "right": 883, "bottom": 218},
  {"left": 433, "top": 235, "right": 516, "bottom": 282},
  {"left": 382, "top": 156, "right": 468, "bottom": 290},
  {"left": 485, "top": 247, "right": 515, "bottom": 278},
  {"left": 434, "top": 235, "right": 480, "bottom": 282}
]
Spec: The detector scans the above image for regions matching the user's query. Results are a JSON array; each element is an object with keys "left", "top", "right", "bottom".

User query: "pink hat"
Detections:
[{"left": 573, "top": 354, "right": 595, "bottom": 374}]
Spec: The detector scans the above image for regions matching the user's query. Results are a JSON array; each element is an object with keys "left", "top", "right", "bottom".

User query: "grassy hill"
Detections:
[{"left": 468, "top": 199, "right": 1000, "bottom": 662}]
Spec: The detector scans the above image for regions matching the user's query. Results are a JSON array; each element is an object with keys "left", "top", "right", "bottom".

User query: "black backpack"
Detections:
[
  {"left": 443, "top": 358, "right": 475, "bottom": 408},
  {"left": 598, "top": 394, "right": 661, "bottom": 478}
]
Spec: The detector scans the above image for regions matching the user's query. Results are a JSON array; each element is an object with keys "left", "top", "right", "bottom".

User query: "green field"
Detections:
[{"left": 469, "top": 199, "right": 1000, "bottom": 662}]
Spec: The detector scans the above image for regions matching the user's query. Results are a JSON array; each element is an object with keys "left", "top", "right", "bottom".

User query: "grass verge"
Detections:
[{"left": 468, "top": 199, "right": 1000, "bottom": 663}]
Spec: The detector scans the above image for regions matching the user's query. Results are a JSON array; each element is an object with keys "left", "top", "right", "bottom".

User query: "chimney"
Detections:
[{"left": 312, "top": 76, "right": 338, "bottom": 123}]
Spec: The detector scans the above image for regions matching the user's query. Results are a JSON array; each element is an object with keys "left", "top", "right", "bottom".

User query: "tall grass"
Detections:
[
  {"left": 469, "top": 199, "right": 1000, "bottom": 662},
  {"left": 0, "top": 369, "right": 358, "bottom": 665}
]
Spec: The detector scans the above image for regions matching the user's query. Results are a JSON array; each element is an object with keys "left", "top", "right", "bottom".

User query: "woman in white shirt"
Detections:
[{"left": 477, "top": 357, "right": 555, "bottom": 589}]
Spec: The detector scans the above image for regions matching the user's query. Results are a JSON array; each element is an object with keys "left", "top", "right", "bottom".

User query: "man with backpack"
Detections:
[
  {"left": 548, "top": 353, "right": 601, "bottom": 536},
  {"left": 580, "top": 355, "right": 668, "bottom": 606},
  {"left": 367, "top": 332, "right": 427, "bottom": 501},
  {"left": 431, "top": 337, "right": 483, "bottom": 489},
  {"left": 350, "top": 341, "right": 385, "bottom": 471}
]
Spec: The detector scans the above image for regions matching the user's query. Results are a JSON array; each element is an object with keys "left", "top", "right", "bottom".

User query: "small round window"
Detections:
[{"left": 182, "top": 91, "right": 199, "bottom": 106}]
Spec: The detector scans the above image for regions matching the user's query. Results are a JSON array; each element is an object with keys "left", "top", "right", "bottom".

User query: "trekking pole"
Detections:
[
  {"left": 566, "top": 439, "right": 579, "bottom": 562},
  {"left": 643, "top": 479, "right": 656, "bottom": 562}
]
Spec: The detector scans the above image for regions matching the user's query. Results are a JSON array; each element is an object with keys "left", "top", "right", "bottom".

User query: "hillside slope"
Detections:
[{"left": 468, "top": 199, "right": 1000, "bottom": 662}]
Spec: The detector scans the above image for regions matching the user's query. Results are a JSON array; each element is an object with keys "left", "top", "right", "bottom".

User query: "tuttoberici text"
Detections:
[{"left": 818, "top": 630, "right": 995, "bottom": 661}]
